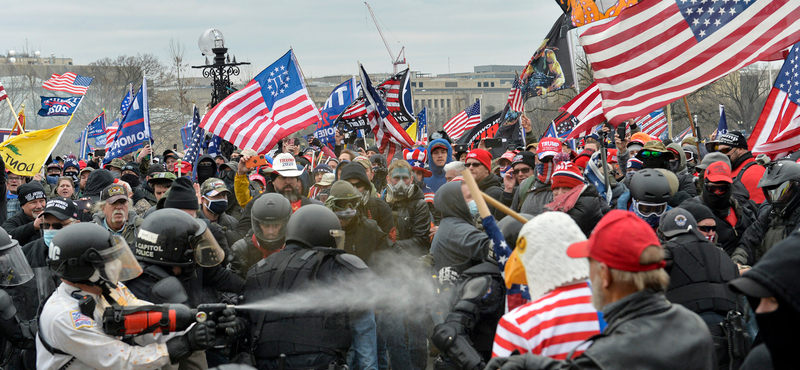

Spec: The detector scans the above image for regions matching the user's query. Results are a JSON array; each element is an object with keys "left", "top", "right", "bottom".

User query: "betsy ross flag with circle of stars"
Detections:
[
  {"left": 579, "top": 0, "right": 800, "bottom": 126},
  {"left": 749, "top": 43, "right": 800, "bottom": 157}
]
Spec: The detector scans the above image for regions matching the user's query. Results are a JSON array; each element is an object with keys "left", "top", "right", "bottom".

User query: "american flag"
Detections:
[
  {"left": 360, "top": 64, "right": 415, "bottom": 156},
  {"left": 201, "top": 50, "right": 320, "bottom": 153},
  {"left": 507, "top": 77, "right": 524, "bottom": 112},
  {"left": 673, "top": 126, "right": 693, "bottom": 142},
  {"left": 120, "top": 83, "right": 133, "bottom": 118},
  {"left": 749, "top": 43, "right": 800, "bottom": 158},
  {"left": 104, "top": 119, "right": 119, "bottom": 151},
  {"left": 563, "top": 82, "right": 605, "bottom": 140},
  {"left": 336, "top": 69, "right": 415, "bottom": 129},
  {"left": 635, "top": 108, "right": 667, "bottom": 137},
  {"left": 443, "top": 100, "right": 481, "bottom": 140},
  {"left": 416, "top": 107, "right": 428, "bottom": 145},
  {"left": 580, "top": 0, "right": 800, "bottom": 125},
  {"left": 0, "top": 82, "right": 7, "bottom": 102},
  {"left": 42, "top": 72, "right": 93, "bottom": 95},
  {"left": 182, "top": 106, "right": 204, "bottom": 167}
]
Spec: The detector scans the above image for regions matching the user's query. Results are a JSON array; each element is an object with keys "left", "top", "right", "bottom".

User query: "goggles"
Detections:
[
  {"left": 636, "top": 200, "right": 668, "bottom": 217},
  {"left": 705, "top": 183, "right": 731, "bottom": 196}
]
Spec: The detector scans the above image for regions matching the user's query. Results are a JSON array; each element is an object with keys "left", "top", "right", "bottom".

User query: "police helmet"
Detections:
[
  {"left": 0, "top": 228, "right": 33, "bottom": 287},
  {"left": 286, "top": 204, "right": 344, "bottom": 249},
  {"left": 251, "top": 193, "right": 292, "bottom": 243},
  {"left": 135, "top": 209, "right": 225, "bottom": 268},
  {"left": 48, "top": 223, "right": 142, "bottom": 285}
]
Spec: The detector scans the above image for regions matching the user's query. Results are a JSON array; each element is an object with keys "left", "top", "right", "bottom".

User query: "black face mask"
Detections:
[
  {"left": 755, "top": 302, "right": 800, "bottom": 370},
  {"left": 642, "top": 156, "right": 668, "bottom": 169},
  {"left": 702, "top": 184, "right": 731, "bottom": 212},
  {"left": 120, "top": 174, "right": 141, "bottom": 188},
  {"left": 197, "top": 163, "right": 215, "bottom": 182}
]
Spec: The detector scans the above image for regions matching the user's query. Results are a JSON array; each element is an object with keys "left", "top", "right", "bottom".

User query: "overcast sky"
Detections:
[{"left": 2, "top": 1, "right": 565, "bottom": 78}]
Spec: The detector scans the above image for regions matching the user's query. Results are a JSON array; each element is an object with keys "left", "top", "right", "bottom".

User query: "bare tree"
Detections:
[{"left": 166, "top": 38, "right": 189, "bottom": 113}]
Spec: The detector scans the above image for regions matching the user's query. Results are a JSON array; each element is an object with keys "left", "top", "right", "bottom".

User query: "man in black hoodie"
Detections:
[
  {"left": 77, "top": 169, "right": 115, "bottom": 222},
  {"left": 339, "top": 162, "right": 395, "bottom": 236},
  {"left": 729, "top": 230, "right": 800, "bottom": 370},
  {"left": 195, "top": 154, "right": 218, "bottom": 186}
]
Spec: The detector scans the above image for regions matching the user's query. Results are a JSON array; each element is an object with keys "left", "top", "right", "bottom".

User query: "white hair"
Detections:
[{"left": 444, "top": 161, "right": 464, "bottom": 172}]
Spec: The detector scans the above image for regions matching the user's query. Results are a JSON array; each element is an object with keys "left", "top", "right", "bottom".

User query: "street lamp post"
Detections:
[{"left": 191, "top": 29, "right": 250, "bottom": 157}]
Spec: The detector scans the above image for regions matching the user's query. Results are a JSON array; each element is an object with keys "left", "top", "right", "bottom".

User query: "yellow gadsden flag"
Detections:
[{"left": 0, "top": 123, "right": 68, "bottom": 176}]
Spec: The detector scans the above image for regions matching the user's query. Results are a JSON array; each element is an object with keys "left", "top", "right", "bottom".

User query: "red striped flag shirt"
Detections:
[
  {"left": 492, "top": 281, "right": 602, "bottom": 360},
  {"left": 580, "top": 0, "right": 800, "bottom": 125},
  {"left": 563, "top": 83, "right": 605, "bottom": 140},
  {"left": 443, "top": 100, "right": 481, "bottom": 140}
]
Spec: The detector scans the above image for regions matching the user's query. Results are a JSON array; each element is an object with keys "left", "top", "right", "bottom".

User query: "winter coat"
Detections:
[
  {"left": 512, "top": 176, "right": 553, "bottom": 216},
  {"left": 431, "top": 182, "right": 492, "bottom": 272},
  {"left": 82, "top": 169, "right": 115, "bottom": 202},
  {"left": 228, "top": 232, "right": 283, "bottom": 278},
  {"left": 730, "top": 152, "right": 766, "bottom": 204},
  {"left": 426, "top": 139, "right": 453, "bottom": 193},
  {"left": 126, "top": 262, "right": 244, "bottom": 308},
  {"left": 562, "top": 185, "right": 609, "bottom": 237},
  {"left": 385, "top": 184, "right": 432, "bottom": 256},
  {"left": 206, "top": 209, "right": 242, "bottom": 251},
  {"left": 681, "top": 197, "right": 755, "bottom": 257},
  {"left": 478, "top": 173, "right": 505, "bottom": 221},
  {"left": 733, "top": 203, "right": 800, "bottom": 266},
  {"left": 340, "top": 214, "right": 393, "bottom": 268},
  {"left": 339, "top": 162, "right": 395, "bottom": 236},
  {"left": 509, "top": 289, "right": 716, "bottom": 370},
  {"left": 2, "top": 210, "right": 39, "bottom": 246}
]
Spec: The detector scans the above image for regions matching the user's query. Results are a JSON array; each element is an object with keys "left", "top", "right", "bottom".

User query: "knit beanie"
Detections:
[
  {"left": 17, "top": 182, "right": 47, "bottom": 206},
  {"left": 466, "top": 149, "right": 492, "bottom": 170},
  {"left": 627, "top": 158, "right": 644, "bottom": 171},
  {"left": 163, "top": 177, "right": 198, "bottom": 210},
  {"left": 551, "top": 161, "right": 585, "bottom": 189}
]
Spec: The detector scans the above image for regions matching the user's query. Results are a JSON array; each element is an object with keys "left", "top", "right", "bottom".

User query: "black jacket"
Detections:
[
  {"left": 681, "top": 197, "right": 755, "bottom": 257},
  {"left": 229, "top": 231, "right": 283, "bottom": 278},
  {"left": 477, "top": 174, "right": 505, "bottom": 221},
  {"left": 21, "top": 237, "right": 48, "bottom": 268},
  {"left": 733, "top": 204, "right": 800, "bottom": 266},
  {"left": 385, "top": 185, "right": 432, "bottom": 256},
  {"left": 431, "top": 182, "right": 492, "bottom": 272},
  {"left": 127, "top": 262, "right": 244, "bottom": 308},
  {"left": 564, "top": 185, "right": 609, "bottom": 237},
  {"left": 508, "top": 290, "right": 716, "bottom": 370},
  {"left": 2, "top": 211, "right": 38, "bottom": 246},
  {"left": 340, "top": 214, "right": 392, "bottom": 268}
]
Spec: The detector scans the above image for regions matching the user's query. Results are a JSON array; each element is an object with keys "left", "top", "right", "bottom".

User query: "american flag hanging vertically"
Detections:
[
  {"left": 507, "top": 77, "right": 524, "bottom": 112},
  {"left": 749, "top": 43, "right": 800, "bottom": 157}
]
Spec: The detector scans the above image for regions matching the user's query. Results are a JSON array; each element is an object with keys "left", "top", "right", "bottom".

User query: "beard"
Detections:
[
  {"left": 590, "top": 272, "right": 606, "bottom": 311},
  {"left": 282, "top": 186, "right": 301, "bottom": 203}
]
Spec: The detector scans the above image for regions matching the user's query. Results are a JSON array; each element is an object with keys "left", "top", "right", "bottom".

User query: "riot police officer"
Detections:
[
  {"left": 242, "top": 204, "right": 377, "bottom": 370},
  {"left": 658, "top": 208, "right": 748, "bottom": 370},
  {"left": 0, "top": 227, "right": 37, "bottom": 370},
  {"left": 36, "top": 223, "right": 217, "bottom": 369},
  {"left": 229, "top": 193, "right": 292, "bottom": 278}
]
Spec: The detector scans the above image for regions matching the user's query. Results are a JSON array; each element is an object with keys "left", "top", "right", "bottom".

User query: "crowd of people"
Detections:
[{"left": 0, "top": 118, "right": 797, "bottom": 370}]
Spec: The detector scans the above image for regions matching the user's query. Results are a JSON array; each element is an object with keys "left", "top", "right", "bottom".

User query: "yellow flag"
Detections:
[
  {"left": 406, "top": 121, "right": 418, "bottom": 143},
  {"left": 0, "top": 123, "right": 69, "bottom": 176}
]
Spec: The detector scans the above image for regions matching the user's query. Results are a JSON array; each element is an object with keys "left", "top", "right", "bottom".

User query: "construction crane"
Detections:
[{"left": 365, "top": 2, "right": 406, "bottom": 74}]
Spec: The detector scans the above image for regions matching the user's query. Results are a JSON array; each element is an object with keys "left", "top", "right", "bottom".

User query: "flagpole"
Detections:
[
  {"left": 5, "top": 99, "right": 23, "bottom": 135},
  {"left": 682, "top": 97, "right": 701, "bottom": 154},
  {"left": 666, "top": 104, "right": 673, "bottom": 139}
]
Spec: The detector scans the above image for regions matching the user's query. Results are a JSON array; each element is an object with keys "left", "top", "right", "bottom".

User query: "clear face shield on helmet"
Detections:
[
  {"left": 0, "top": 242, "right": 34, "bottom": 287},
  {"left": 330, "top": 229, "right": 345, "bottom": 250},
  {"left": 98, "top": 235, "right": 143, "bottom": 285},
  {"left": 764, "top": 180, "right": 800, "bottom": 210},
  {"left": 191, "top": 228, "right": 226, "bottom": 267},
  {"left": 252, "top": 218, "right": 288, "bottom": 243}
]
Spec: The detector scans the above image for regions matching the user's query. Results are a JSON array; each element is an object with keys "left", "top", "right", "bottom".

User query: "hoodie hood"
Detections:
[
  {"left": 339, "top": 162, "right": 370, "bottom": 188},
  {"left": 507, "top": 212, "right": 589, "bottom": 300},
  {"left": 83, "top": 169, "right": 115, "bottom": 200},
  {"left": 667, "top": 143, "right": 688, "bottom": 174},
  {"left": 427, "top": 139, "right": 453, "bottom": 192},
  {"left": 196, "top": 154, "right": 219, "bottom": 184},
  {"left": 434, "top": 181, "right": 471, "bottom": 222}
]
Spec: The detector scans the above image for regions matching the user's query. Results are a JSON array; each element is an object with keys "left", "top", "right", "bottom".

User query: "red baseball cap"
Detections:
[
  {"left": 567, "top": 210, "right": 665, "bottom": 272},
  {"left": 466, "top": 149, "right": 492, "bottom": 170},
  {"left": 705, "top": 161, "right": 732, "bottom": 184},
  {"left": 536, "top": 137, "right": 562, "bottom": 160}
]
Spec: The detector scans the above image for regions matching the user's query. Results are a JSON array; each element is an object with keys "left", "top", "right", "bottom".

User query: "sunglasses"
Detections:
[
  {"left": 465, "top": 162, "right": 483, "bottom": 168},
  {"left": 42, "top": 222, "right": 67, "bottom": 230},
  {"left": 639, "top": 150, "right": 663, "bottom": 159},
  {"left": 697, "top": 225, "right": 717, "bottom": 232},
  {"left": 718, "top": 147, "right": 733, "bottom": 154},
  {"left": 513, "top": 167, "right": 532, "bottom": 175},
  {"left": 705, "top": 183, "right": 731, "bottom": 195}
]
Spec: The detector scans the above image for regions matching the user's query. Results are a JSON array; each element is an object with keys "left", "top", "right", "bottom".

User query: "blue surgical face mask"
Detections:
[
  {"left": 42, "top": 229, "right": 58, "bottom": 248},
  {"left": 467, "top": 200, "right": 478, "bottom": 217},
  {"left": 46, "top": 175, "right": 59, "bottom": 185},
  {"left": 204, "top": 198, "right": 228, "bottom": 215}
]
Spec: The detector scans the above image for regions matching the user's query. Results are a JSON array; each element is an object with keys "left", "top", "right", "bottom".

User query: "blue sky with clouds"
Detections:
[{"left": 2, "top": 1, "right": 565, "bottom": 77}]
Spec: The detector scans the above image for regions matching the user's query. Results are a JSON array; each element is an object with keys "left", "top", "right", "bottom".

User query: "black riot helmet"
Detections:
[
  {"left": 48, "top": 223, "right": 142, "bottom": 286},
  {"left": 630, "top": 169, "right": 672, "bottom": 204},
  {"left": 0, "top": 228, "right": 33, "bottom": 287},
  {"left": 497, "top": 213, "right": 533, "bottom": 251},
  {"left": 759, "top": 160, "right": 800, "bottom": 218},
  {"left": 135, "top": 209, "right": 225, "bottom": 268},
  {"left": 251, "top": 193, "right": 292, "bottom": 244},
  {"left": 285, "top": 204, "right": 344, "bottom": 249}
]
